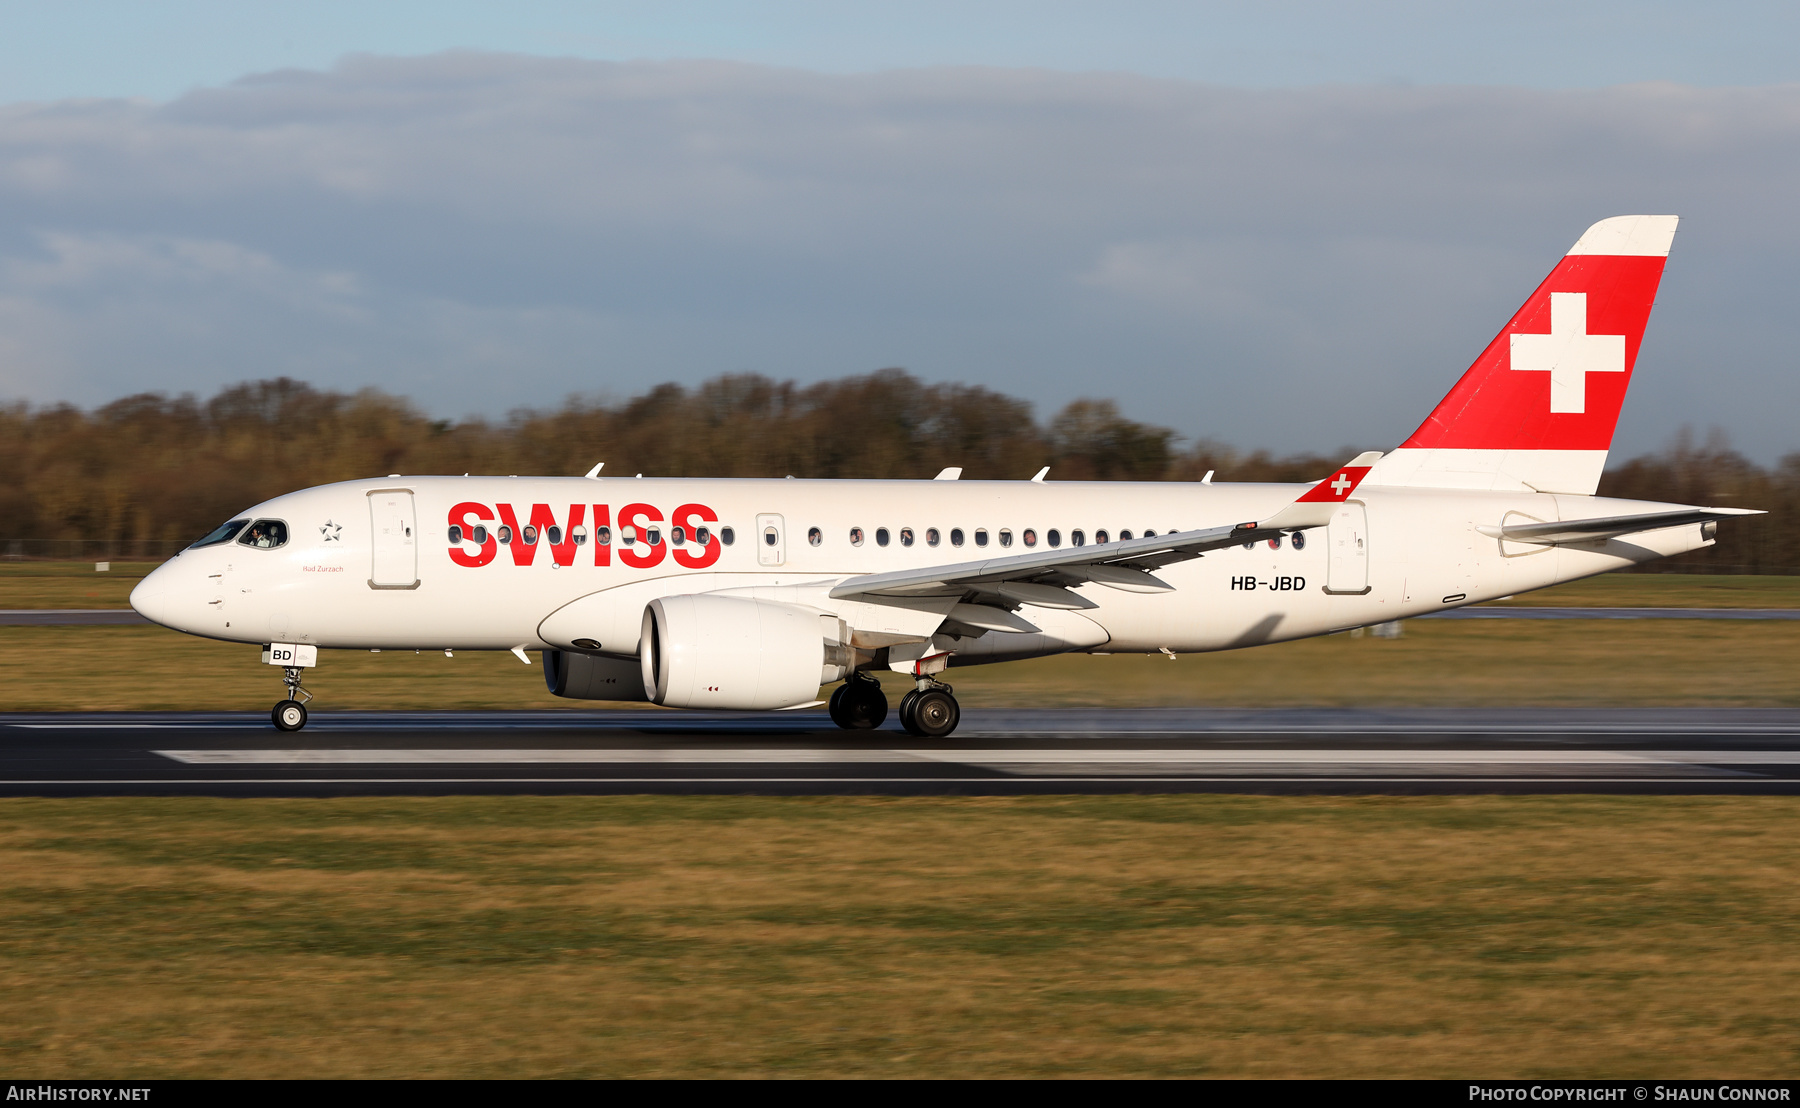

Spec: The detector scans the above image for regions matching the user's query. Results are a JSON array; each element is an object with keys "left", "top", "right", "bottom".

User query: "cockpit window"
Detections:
[
  {"left": 189, "top": 518, "right": 250, "bottom": 549},
  {"left": 237, "top": 519, "right": 289, "bottom": 549}
]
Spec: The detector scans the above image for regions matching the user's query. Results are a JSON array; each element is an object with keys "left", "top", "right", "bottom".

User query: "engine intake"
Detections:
[{"left": 641, "top": 594, "right": 849, "bottom": 709}]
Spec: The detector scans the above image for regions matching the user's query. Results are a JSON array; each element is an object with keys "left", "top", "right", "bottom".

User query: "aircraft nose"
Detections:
[{"left": 130, "top": 562, "right": 195, "bottom": 631}]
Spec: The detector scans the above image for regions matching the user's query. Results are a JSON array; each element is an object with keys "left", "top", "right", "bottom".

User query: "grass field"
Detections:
[{"left": 1, "top": 795, "right": 1796, "bottom": 1078}]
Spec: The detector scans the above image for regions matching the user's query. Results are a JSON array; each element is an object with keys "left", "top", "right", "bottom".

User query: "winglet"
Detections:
[{"left": 1256, "top": 451, "right": 1383, "bottom": 531}]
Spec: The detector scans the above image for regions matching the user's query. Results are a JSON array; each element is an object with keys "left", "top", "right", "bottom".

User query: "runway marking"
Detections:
[
  {"left": 157, "top": 748, "right": 936, "bottom": 764},
  {"left": 23, "top": 724, "right": 188, "bottom": 730},
  {"left": 152, "top": 748, "right": 1800, "bottom": 768}
]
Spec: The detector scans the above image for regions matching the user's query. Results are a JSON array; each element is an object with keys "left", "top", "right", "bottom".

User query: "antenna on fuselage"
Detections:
[
  {"left": 1029, "top": 467, "right": 1049, "bottom": 483},
  {"left": 1202, "top": 471, "right": 1214, "bottom": 485},
  {"left": 584, "top": 462, "right": 605, "bottom": 479},
  {"left": 934, "top": 467, "right": 962, "bottom": 480}
]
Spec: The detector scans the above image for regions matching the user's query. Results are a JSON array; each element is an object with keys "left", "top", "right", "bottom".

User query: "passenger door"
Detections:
[
  {"left": 368, "top": 489, "right": 419, "bottom": 589},
  {"left": 1324, "top": 501, "right": 1369, "bottom": 595}
]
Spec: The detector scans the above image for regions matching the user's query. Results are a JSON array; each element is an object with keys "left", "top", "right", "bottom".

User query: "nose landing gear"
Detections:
[
  {"left": 898, "top": 680, "right": 960, "bottom": 739},
  {"left": 272, "top": 665, "right": 312, "bottom": 732}
]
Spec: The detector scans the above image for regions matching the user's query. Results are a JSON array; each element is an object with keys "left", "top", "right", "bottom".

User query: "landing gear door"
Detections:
[
  {"left": 368, "top": 489, "right": 420, "bottom": 589},
  {"left": 1324, "top": 501, "right": 1370, "bottom": 595},
  {"left": 756, "top": 513, "right": 785, "bottom": 567}
]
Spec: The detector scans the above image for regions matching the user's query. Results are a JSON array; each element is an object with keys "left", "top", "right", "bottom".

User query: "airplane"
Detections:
[{"left": 129, "top": 214, "right": 1760, "bottom": 736}]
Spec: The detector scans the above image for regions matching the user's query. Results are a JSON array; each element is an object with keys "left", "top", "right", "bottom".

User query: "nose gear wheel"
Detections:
[{"left": 271, "top": 665, "right": 313, "bottom": 731}]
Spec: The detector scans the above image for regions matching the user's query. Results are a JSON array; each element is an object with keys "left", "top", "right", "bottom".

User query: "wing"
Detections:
[
  {"left": 1477, "top": 506, "right": 1762, "bottom": 546},
  {"left": 828, "top": 452, "right": 1383, "bottom": 628}
]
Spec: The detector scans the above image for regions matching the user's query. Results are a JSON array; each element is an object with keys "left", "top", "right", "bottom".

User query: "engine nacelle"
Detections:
[
  {"left": 640, "top": 594, "right": 849, "bottom": 709},
  {"left": 543, "top": 649, "right": 648, "bottom": 701}
]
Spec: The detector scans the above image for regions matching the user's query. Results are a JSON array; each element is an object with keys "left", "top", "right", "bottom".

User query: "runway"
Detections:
[{"left": 5, "top": 707, "right": 1800, "bottom": 796}]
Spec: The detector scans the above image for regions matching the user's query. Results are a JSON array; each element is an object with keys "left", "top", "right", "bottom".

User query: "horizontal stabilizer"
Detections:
[{"left": 1477, "top": 507, "right": 1761, "bottom": 546}]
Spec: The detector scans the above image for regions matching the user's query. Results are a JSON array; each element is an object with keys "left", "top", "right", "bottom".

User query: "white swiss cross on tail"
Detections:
[{"left": 1509, "top": 291, "right": 1626, "bottom": 414}]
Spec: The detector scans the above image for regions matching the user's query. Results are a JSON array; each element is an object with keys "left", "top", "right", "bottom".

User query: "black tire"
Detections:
[
  {"left": 841, "top": 680, "right": 887, "bottom": 730},
  {"left": 272, "top": 699, "right": 308, "bottom": 732},
  {"left": 897, "top": 689, "right": 920, "bottom": 734},
  {"left": 827, "top": 682, "right": 852, "bottom": 728},
  {"left": 906, "top": 690, "right": 959, "bottom": 738}
]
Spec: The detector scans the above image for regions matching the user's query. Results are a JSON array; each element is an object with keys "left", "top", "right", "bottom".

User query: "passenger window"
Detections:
[
  {"left": 522, "top": 525, "right": 539, "bottom": 545},
  {"left": 596, "top": 526, "right": 612, "bottom": 545},
  {"left": 620, "top": 526, "right": 635, "bottom": 546},
  {"left": 1292, "top": 531, "right": 1306, "bottom": 550},
  {"left": 1095, "top": 530, "right": 1109, "bottom": 544},
  {"left": 237, "top": 519, "right": 289, "bottom": 549},
  {"left": 721, "top": 527, "right": 735, "bottom": 545},
  {"left": 547, "top": 525, "right": 563, "bottom": 545},
  {"left": 1143, "top": 530, "right": 1155, "bottom": 538},
  {"left": 901, "top": 527, "right": 915, "bottom": 547},
  {"left": 572, "top": 525, "right": 589, "bottom": 545},
  {"left": 763, "top": 527, "right": 778, "bottom": 546},
  {"left": 926, "top": 528, "right": 941, "bottom": 547},
  {"left": 190, "top": 518, "right": 251, "bottom": 549},
  {"left": 1071, "top": 530, "right": 1085, "bottom": 547},
  {"left": 1119, "top": 530, "right": 1132, "bottom": 541},
  {"left": 1048, "top": 529, "right": 1062, "bottom": 547},
  {"left": 876, "top": 528, "right": 891, "bottom": 547},
  {"left": 647, "top": 528, "right": 662, "bottom": 546},
  {"left": 695, "top": 526, "right": 710, "bottom": 546},
  {"left": 671, "top": 525, "right": 686, "bottom": 545},
  {"left": 1267, "top": 535, "right": 1283, "bottom": 550},
  {"left": 498, "top": 525, "right": 514, "bottom": 545},
  {"left": 998, "top": 529, "right": 1012, "bottom": 547},
  {"left": 808, "top": 526, "right": 822, "bottom": 547},
  {"left": 448, "top": 524, "right": 464, "bottom": 544},
  {"left": 850, "top": 527, "right": 865, "bottom": 547},
  {"left": 472, "top": 525, "right": 489, "bottom": 545},
  {"left": 950, "top": 528, "right": 964, "bottom": 546},
  {"left": 974, "top": 529, "right": 987, "bottom": 547},
  {"left": 1022, "top": 529, "right": 1037, "bottom": 547}
]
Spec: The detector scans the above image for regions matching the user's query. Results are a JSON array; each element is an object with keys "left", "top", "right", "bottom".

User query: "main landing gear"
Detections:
[
  {"left": 828, "top": 672, "right": 962, "bottom": 738},
  {"left": 828, "top": 672, "right": 887, "bottom": 730},
  {"left": 272, "top": 666, "right": 312, "bottom": 732},
  {"left": 898, "top": 681, "right": 960, "bottom": 739}
]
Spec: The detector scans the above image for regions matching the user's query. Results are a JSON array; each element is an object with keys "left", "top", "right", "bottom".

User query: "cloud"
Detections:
[{"left": 0, "top": 53, "right": 1797, "bottom": 459}]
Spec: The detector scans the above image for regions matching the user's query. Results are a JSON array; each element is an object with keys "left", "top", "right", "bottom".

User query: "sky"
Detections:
[{"left": 0, "top": 2, "right": 1797, "bottom": 462}]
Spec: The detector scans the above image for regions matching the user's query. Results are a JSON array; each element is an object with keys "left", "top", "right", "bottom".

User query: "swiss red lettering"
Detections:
[
  {"left": 617, "top": 502, "right": 665, "bottom": 569},
  {"left": 448, "top": 502, "right": 497, "bottom": 567},
  {"left": 672, "top": 502, "right": 721, "bottom": 569},
  {"left": 451, "top": 501, "right": 714, "bottom": 571}
]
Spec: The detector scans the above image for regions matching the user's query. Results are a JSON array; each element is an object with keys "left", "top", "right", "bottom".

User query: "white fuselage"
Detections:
[{"left": 130, "top": 475, "right": 1713, "bottom": 667}]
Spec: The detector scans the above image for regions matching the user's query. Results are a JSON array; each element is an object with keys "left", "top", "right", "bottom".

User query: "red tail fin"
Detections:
[{"left": 1367, "top": 215, "right": 1677, "bottom": 495}]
